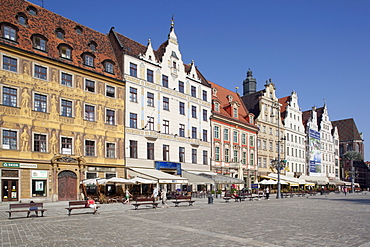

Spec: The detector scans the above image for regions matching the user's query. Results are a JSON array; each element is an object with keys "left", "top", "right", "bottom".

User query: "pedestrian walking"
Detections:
[
  {"left": 152, "top": 186, "right": 159, "bottom": 201},
  {"left": 265, "top": 187, "right": 270, "bottom": 200},
  {"left": 160, "top": 189, "right": 169, "bottom": 208},
  {"left": 124, "top": 189, "right": 132, "bottom": 204},
  {"left": 344, "top": 187, "right": 347, "bottom": 196}
]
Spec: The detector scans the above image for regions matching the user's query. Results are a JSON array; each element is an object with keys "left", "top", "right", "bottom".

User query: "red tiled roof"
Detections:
[
  {"left": 209, "top": 81, "right": 256, "bottom": 128},
  {"left": 278, "top": 96, "right": 290, "bottom": 121},
  {"left": 332, "top": 118, "right": 362, "bottom": 141},
  {"left": 0, "top": 0, "right": 121, "bottom": 80},
  {"left": 301, "top": 109, "right": 312, "bottom": 128}
]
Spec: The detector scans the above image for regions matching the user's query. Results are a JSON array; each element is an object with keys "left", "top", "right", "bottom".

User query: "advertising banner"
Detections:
[{"left": 309, "top": 129, "right": 321, "bottom": 174}]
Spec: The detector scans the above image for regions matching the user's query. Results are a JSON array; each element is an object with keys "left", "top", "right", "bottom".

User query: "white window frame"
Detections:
[
  {"left": 60, "top": 98, "right": 73, "bottom": 118},
  {"left": 105, "top": 141, "right": 116, "bottom": 158},
  {"left": 1, "top": 53, "right": 19, "bottom": 73},
  {"left": 60, "top": 71, "right": 73, "bottom": 88},
  {"left": 1, "top": 128, "right": 18, "bottom": 150},
  {"left": 60, "top": 136, "right": 74, "bottom": 155}
]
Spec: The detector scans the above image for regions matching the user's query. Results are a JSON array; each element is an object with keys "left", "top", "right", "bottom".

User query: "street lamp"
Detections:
[{"left": 270, "top": 102, "right": 285, "bottom": 199}]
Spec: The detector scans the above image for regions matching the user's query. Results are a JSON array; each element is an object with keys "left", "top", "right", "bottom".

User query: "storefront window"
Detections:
[{"left": 32, "top": 180, "right": 46, "bottom": 197}]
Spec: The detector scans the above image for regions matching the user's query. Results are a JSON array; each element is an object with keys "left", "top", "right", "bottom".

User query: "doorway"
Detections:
[
  {"left": 58, "top": 170, "right": 77, "bottom": 201},
  {"left": 2, "top": 180, "right": 18, "bottom": 201}
]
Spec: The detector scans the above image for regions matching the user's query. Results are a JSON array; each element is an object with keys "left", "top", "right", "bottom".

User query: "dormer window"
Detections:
[
  {"left": 59, "top": 44, "right": 72, "bottom": 59},
  {"left": 56, "top": 28, "right": 65, "bottom": 39},
  {"left": 32, "top": 35, "right": 47, "bottom": 51},
  {"left": 16, "top": 13, "right": 27, "bottom": 25},
  {"left": 1, "top": 24, "right": 17, "bottom": 41},
  {"left": 233, "top": 108, "right": 238, "bottom": 118},
  {"left": 173, "top": 61, "right": 176, "bottom": 69},
  {"left": 214, "top": 102, "right": 220, "bottom": 112},
  {"left": 82, "top": 53, "right": 95, "bottom": 67},
  {"left": 88, "top": 41, "right": 97, "bottom": 51},
  {"left": 27, "top": 6, "right": 37, "bottom": 15},
  {"left": 75, "top": 26, "right": 83, "bottom": 35},
  {"left": 103, "top": 60, "right": 114, "bottom": 74}
]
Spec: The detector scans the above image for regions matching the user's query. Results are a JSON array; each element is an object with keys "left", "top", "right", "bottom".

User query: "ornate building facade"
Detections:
[
  {"left": 108, "top": 20, "right": 212, "bottom": 191},
  {"left": 0, "top": 0, "right": 125, "bottom": 202},
  {"left": 209, "top": 82, "right": 258, "bottom": 188}
]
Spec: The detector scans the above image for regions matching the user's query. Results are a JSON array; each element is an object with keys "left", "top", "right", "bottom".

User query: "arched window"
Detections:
[
  {"left": 88, "top": 41, "right": 97, "bottom": 51},
  {"left": 103, "top": 60, "right": 114, "bottom": 74},
  {"left": 16, "top": 13, "right": 28, "bottom": 25},
  {"left": 58, "top": 44, "right": 72, "bottom": 60},
  {"left": 1, "top": 23, "right": 17, "bottom": 41},
  {"left": 55, "top": 28, "right": 65, "bottom": 39},
  {"left": 27, "top": 6, "right": 37, "bottom": 16},
  {"left": 32, "top": 34, "right": 47, "bottom": 51},
  {"left": 74, "top": 26, "right": 83, "bottom": 35}
]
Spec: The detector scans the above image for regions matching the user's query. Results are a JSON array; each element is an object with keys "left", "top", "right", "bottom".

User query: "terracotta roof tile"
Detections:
[
  {"left": 332, "top": 118, "right": 362, "bottom": 141},
  {"left": 278, "top": 96, "right": 290, "bottom": 121},
  {"left": 0, "top": 0, "right": 121, "bottom": 80}
]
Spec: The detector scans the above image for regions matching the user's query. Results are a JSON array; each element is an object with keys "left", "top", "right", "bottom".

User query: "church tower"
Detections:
[{"left": 243, "top": 69, "right": 257, "bottom": 95}]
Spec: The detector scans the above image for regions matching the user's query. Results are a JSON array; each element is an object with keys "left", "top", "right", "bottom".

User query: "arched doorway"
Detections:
[{"left": 58, "top": 170, "right": 77, "bottom": 201}]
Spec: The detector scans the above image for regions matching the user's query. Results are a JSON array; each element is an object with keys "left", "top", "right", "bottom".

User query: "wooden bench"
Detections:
[
  {"left": 6, "top": 203, "right": 47, "bottom": 219},
  {"left": 173, "top": 196, "right": 195, "bottom": 207},
  {"left": 65, "top": 200, "right": 100, "bottom": 216},
  {"left": 131, "top": 198, "right": 159, "bottom": 210},
  {"left": 223, "top": 193, "right": 232, "bottom": 202}
]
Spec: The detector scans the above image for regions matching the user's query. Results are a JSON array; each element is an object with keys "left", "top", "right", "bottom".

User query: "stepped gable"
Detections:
[
  {"left": 0, "top": 0, "right": 121, "bottom": 79},
  {"left": 210, "top": 81, "right": 254, "bottom": 127},
  {"left": 332, "top": 118, "right": 362, "bottom": 141}
]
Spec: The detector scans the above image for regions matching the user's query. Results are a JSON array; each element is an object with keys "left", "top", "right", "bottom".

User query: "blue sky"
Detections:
[{"left": 29, "top": 0, "right": 370, "bottom": 160}]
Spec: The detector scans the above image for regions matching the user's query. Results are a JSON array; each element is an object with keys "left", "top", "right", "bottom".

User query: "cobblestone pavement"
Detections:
[{"left": 0, "top": 192, "right": 369, "bottom": 247}]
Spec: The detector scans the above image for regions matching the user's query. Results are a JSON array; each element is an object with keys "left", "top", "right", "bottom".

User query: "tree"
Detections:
[{"left": 343, "top": 151, "right": 363, "bottom": 193}]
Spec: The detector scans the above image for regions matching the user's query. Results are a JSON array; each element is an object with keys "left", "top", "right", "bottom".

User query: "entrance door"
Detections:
[
  {"left": 58, "top": 171, "right": 77, "bottom": 201},
  {"left": 2, "top": 180, "right": 18, "bottom": 201}
]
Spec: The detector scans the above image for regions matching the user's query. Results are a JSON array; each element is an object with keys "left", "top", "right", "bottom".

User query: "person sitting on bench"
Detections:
[
  {"left": 29, "top": 201, "right": 38, "bottom": 216},
  {"left": 86, "top": 197, "right": 97, "bottom": 213},
  {"left": 232, "top": 191, "right": 242, "bottom": 202}
]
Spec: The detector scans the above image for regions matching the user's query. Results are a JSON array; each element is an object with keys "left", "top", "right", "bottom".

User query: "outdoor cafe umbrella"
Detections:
[
  {"left": 259, "top": 179, "right": 288, "bottom": 185},
  {"left": 129, "top": 177, "right": 156, "bottom": 184}
]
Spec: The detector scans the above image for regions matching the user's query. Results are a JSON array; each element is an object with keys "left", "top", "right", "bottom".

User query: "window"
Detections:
[
  {"left": 179, "top": 102, "right": 185, "bottom": 115},
  {"left": 214, "top": 126, "right": 220, "bottom": 139},
  {"left": 75, "top": 26, "right": 82, "bottom": 34},
  {"left": 2, "top": 56, "right": 17, "bottom": 72},
  {"left": 203, "top": 150, "right": 208, "bottom": 165},
  {"left": 61, "top": 72, "right": 72, "bottom": 87},
  {"left": 3, "top": 25, "right": 17, "bottom": 41},
  {"left": 192, "top": 127, "right": 197, "bottom": 139},
  {"left": 130, "top": 63, "right": 137, "bottom": 77},
  {"left": 33, "top": 36, "right": 46, "bottom": 51},
  {"left": 241, "top": 134, "right": 246, "bottom": 145},
  {"left": 2, "top": 130, "right": 17, "bottom": 149},
  {"left": 34, "top": 65, "right": 47, "bottom": 80},
  {"left": 84, "top": 104, "right": 95, "bottom": 121},
  {"left": 250, "top": 153, "right": 254, "bottom": 166},
  {"left": 60, "top": 46, "right": 71, "bottom": 59},
  {"left": 224, "top": 129, "right": 229, "bottom": 141},
  {"left": 191, "top": 86, "right": 196, "bottom": 97},
  {"left": 163, "top": 144, "right": 169, "bottom": 161},
  {"left": 106, "top": 143, "right": 115, "bottom": 158},
  {"left": 105, "top": 62, "right": 114, "bottom": 73},
  {"left": 147, "top": 69, "right": 153, "bottom": 82},
  {"left": 202, "top": 129, "right": 207, "bottom": 142},
  {"left": 215, "top": 147, "right": 220, "bottom": 161},
  {"left": 89, "top": 42, "right": 96, "bottom": 51},
  {"left": 85, "top": 140, "right": 95, "bottom": 156},
  {"left": 179, "top": 81, "right": 184, "bottom": 93},
  {"left": 203, "top": 110, "right": 207, "bottom": 121},
  {"left": 163, "top": 97, "right": 169, "bottom": 111},
  {"left": 130, "top": 113, "right": 137, "bottom": 128},
  {"left": 147, "top": 143, "right": 154, "bottom": 160},
  {"left": 85, "top": 79, "right": 95, "bottom": 93},
  {"left": 233, "top": 150, "right": 238, "bottom": 163},
  {"left": 106, "top": 85, "right": 115, "bottom": 98},
  {"left": 233, "top": 131, "right": 238, "bottom": 143},
  {"left": 162, "top": 75, "right": 168, "bottom": 88},
  {"left": 179, "top": 147, "right": 185, "bottom": 162},
  {"left": 163, "top": 120, "right": 169, "bottom": 134},
  {"left": 214, "top": 102, "right": 220, "bottom": 112},
  {"left": 61, "top": 99, "right": 72, "bottom": 117},
  {"left": 242, "top": 152, "right": 246, "bottom": 165},
  {"left": 130, "top": 87, "right": 137, "bottom": 102},
  {"left": 84, "top": 54, "right": 94, "bottom": 67},
  {"left": 106, "top": 109, "right": 115, "bottom": 125},
  {"left": 202, "top": 90, "right": 207, "bottom": 101},
  {"left": 3, "top": 86, "right": 17, "bottom": 107},
  {"left": 147, "top": 116, "right": 154, "bottom": 130},
  {"left": 129, "top": 140, "right": 138, "bottom": 158},
  {"left": 27, "top": 6, "right": 37, "bottom": 15},
  {"left": 250, "top": 136, "right": 254, "bottom": 146},
  {"left": 61, "top": 137, "right": 72, "bottom": 155},
  {"left": 33, "top": 134, "right": 46, "bottom": 152},
  {"left": 17, "top": 14, "right": 27, "bottom": 25},
  {"left": 32, "top": 180, "right": 46, "bottom": 197},
  {"left": 34, "top": 93, "right": 47, "bottom": 112},
  {"left": 225, "top": 149, "right": 229, "bottom": 163},
  {"left": 56, "top": 29, "right": 64, "bottom": 39},
  {"left": 179, "top": 124, "right": 185, "bottom": 137},
  {"left": 192, "top": 149, "right": 197, "bottom": 164},
  {"left": 147, "top": 92, "right": 154, "bottom": 107},
  {"left": 191, "top": 106, "right": 197, "bottom": 118},
  {"left": 233, "top": 108, "right": 238, "bottom": 118}
]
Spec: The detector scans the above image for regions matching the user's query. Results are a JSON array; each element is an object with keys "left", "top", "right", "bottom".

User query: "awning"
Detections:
[
  {"left": 128, "top": 168, "right": 188, "bottom": 184},
  {"left": 299, "top": 175, "right": 329, "bottom": 185},
  {"left": 98, "top": 177, "right": 135, "bottom": 185},
  {"left": 182, "top": 171, "right": 214, "bottom": 184},
  {"left": 267, "top": 173, "right": 306, "bottom": 185},
  {"left": 191, "top": 172, "right": 244, "bottom": 184},
  {"left": 129, "top": 177, "right": 156, "bottom": 184}
]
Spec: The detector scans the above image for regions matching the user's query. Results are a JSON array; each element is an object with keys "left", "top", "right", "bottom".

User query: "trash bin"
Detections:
[{"left": 208, "top": 194, "right": 214, "bottom": 204}]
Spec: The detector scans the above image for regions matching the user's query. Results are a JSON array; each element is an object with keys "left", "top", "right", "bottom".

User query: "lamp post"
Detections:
[{"left": 271, "top": 102, "right": 283, "bottom": 199}]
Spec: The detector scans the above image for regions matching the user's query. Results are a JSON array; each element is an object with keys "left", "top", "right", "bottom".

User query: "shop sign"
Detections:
[
  {"left": 2, "top": 162, "right": 20, "bottom": 167},
  {"left": 20, "top": 163, "right": 38, "bottom": 168},
  {"left": 31, "top": 170, "right": 48, "bottom": 178}
]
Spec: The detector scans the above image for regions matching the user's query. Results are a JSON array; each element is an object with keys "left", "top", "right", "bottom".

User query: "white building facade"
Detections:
[{"left": 109, "top": 21, "right": 212, "bottom": 188}]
